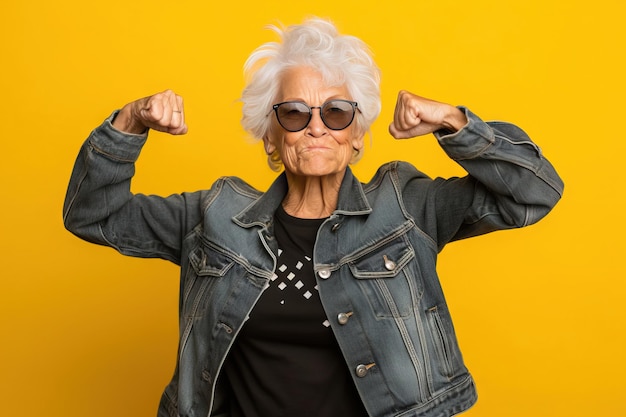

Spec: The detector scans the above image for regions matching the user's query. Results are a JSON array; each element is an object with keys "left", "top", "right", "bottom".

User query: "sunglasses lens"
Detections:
[
  {"left": 274, "top": 100, "right": 357, "bottom": 131},
  {"left": 322, "top": 100, "right": 355, "bottom": 130},
  {"left": 276, "top": 102, "right": 311, "bottom": 131}
]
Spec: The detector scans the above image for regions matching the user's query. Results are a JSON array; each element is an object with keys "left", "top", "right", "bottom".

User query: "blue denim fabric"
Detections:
[{"left": 63, "top": 107, "right": 563, "bottom": 417}]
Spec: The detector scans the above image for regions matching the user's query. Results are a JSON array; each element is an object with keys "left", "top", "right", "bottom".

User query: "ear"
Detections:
[
  {"left": 263, "top": 135, "right": 277, "bottom": 155},
  {"left": 351, "top": 134, "right": 364, "bottom": 153}
]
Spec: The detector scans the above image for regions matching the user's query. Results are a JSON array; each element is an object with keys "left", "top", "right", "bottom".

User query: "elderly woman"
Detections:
[{"left": 63, "top": 18, "right": 563, "bottom": 417}]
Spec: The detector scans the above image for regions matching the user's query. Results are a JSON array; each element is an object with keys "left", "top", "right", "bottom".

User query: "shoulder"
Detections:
[
  {"left": 200, "top": 176, "right": 262, "bottom": 212},
  {"left": 219, "top": 176, "right": 263, "bottom": 198},
  {"left": 362, "top": 161, "right": 432, "bottom": 190}
]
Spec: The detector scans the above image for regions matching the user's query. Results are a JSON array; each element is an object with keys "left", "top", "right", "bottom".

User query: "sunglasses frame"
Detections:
[{"left": 271, "top": 99, "right": 359, "bottom": 132}]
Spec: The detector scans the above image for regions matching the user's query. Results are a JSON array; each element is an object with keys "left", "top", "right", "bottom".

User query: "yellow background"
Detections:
[{"left": 2, "top": 0, "right": 624, "bottom": 416}]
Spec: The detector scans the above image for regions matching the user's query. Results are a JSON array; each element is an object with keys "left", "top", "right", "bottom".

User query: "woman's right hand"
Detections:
[{"left": 112, "top": 89, "right": 187, "bottom": 135}]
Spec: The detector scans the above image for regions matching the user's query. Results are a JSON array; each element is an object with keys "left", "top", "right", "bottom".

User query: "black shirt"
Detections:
[{"left": 223, "top": 205, "right": 368, "bottom": 417}]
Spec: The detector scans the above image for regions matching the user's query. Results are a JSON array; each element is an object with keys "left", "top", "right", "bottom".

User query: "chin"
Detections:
[{"left": 302, "top": 168, "right": 346, "bottom": 178}]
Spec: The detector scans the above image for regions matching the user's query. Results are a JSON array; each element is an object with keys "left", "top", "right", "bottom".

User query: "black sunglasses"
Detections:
[{"left": 271, "top": 99, "right": 359, "bottom": 132}]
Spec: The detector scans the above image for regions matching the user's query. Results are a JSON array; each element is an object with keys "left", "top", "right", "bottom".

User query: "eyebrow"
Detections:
[{"left": 278, "top": 96, "right": 353, "bottom": 104}]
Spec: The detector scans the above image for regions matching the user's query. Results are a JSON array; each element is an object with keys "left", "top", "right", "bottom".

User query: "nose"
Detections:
[{"left": 306, "top": 107, "right": 327, "bottom": 136}]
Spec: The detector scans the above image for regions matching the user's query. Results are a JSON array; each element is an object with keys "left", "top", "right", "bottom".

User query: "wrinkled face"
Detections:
[{"left": 264, "top": 66, "right": 363, "bottom": 178}]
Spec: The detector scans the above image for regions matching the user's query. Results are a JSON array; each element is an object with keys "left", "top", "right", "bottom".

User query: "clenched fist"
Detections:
[
  {"left": 389, "top": 90, "right": 467, "bottom": 139},
  {"left": 113, "top": 89, "right": 187, "bottom": 135}
]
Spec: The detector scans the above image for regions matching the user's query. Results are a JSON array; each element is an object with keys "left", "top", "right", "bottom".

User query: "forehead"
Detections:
[{"left": 277, "top": 66, "right": 350, "bottom": 102}]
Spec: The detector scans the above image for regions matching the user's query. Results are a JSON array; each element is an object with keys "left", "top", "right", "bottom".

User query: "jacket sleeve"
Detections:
[
  {"left": 401, "top": 107, "right": 564, "bottom": 250},
  {"left": 62, "top": 112, "right": 207, "bottom": 265}
]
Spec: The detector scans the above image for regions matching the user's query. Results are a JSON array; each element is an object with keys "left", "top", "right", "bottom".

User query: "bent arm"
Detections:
[
  {"left": 63, "top": 112, "right": 205, "bottom": 264},
  {"left": 400, "top": 107, "right": 564, "bottom": 249},
  {"left": 440, "top": 107, "right": 563, "bottom": 243}
]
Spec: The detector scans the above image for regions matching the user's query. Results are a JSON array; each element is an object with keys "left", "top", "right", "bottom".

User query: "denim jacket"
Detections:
[{"left": 63, "top": 107, "right": 563, "bottom": 417}]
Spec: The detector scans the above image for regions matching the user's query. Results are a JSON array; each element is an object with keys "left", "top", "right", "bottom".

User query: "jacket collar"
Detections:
[{"left": 233, "top": 166, "right": 372, "bottom": 228}]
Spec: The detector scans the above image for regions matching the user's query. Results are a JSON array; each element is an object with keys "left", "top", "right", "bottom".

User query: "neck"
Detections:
[{"left": 282, "top": 171, "right": 346, "bottom": 219}]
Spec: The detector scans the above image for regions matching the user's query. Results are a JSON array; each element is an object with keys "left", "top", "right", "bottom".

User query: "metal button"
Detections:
[
  {"left": 337, "top": 312, "right": 353, "bottom": 325},
  {"left": 383, "top": 255, "right": 396, "bottom": 271},
  {"left": 355, "top": 363, "right": 374, "bottom": 378},
  {"left": 331, "top": 223, "right": 341, "bottom": 232},
  {"left": 318, "top": 269, "right": 331, "bottom": 279}
]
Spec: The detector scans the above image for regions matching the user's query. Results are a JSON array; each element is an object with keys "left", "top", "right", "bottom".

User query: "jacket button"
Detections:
[
  {"left": 355, "top": 364, "right": 374, "bottom": 378},
  {"left": 318, "top": 269, "right": 331, "bottom": 279},
  {"left": 337, "top": 312, "right": 353, "bottom": 325},
  {"left": 383, "top": 255, "right": 396, "bottom": 271}
]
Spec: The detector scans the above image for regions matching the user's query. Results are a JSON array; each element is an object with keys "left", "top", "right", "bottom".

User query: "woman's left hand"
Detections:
[{"left": 389, "top": 90, "right": 468, "bottom": 139}]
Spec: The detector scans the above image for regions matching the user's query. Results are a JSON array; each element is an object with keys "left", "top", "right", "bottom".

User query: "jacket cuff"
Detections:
[
  {"left": 88, "top": 111, "right": 149, "bottom": 162},
  {"left": 434, "top": 107, "right": 495, "bottom": 160}
]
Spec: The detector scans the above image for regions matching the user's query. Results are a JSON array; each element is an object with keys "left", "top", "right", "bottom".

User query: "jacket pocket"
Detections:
[
  {"left": 426, "top": 305, "right": 456, "bottom": 379},
  {"left": 179, "top": 244, "right": 237, "bottom": 360},
  {"left": 348, "top": 234, "right": 419, "bottom": 318},
  {"left": 188, "top": 244, "right": 235, "bottom": 278},
  {"left": 182, "top": 244, "right": 235, "bottom": 318}
]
